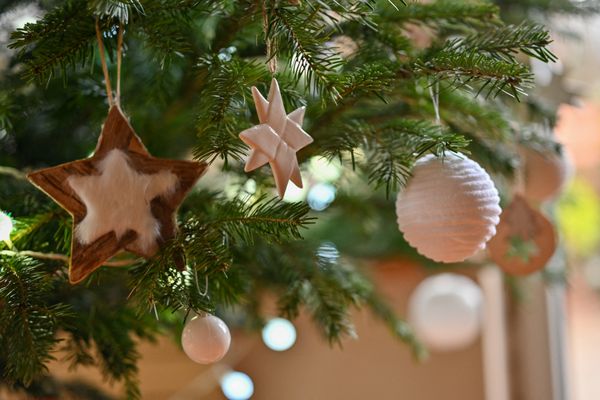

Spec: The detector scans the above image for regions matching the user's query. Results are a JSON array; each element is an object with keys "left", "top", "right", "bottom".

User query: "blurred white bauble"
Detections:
[
  {"left": 520, "top": 146, "right": 571, "bottom": 203},
  {"left": 396, "top": 152, "right": 501, "bottom": 263},
  {"left": 182, "top": 314, "right": 231, "bottom": 364},
  {"left": 408, "top": 273, "right": 483, "bottom": 352}
]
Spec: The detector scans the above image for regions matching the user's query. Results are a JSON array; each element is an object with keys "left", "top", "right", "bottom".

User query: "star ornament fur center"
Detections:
[
  {"left": 27, "top": 106, "right": 208, "bottom": 284},
  {"left": 239, "top": 78, "right": 313, "bottom": 198}
]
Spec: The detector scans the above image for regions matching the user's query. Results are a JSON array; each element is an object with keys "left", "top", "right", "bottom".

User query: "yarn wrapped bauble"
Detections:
[
  {"left": 396, "top": 152, "right": 502, "bottom": 263},
  {"left": 520, "top": 146, "right": 570, "bottom": 203}
]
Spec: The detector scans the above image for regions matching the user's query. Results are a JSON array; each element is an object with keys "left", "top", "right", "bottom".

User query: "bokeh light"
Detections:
[
  {"left": 0, "top": 211, "right": 13, "bottom": 242},
  {"left": 307, "top": 183, "right": 336, "bottom": 211},
  {"left": 220, "top": 371, "right": 254, "bottom": 400},
  {"left": 283, "top": 182, "right": 307, "bottom": 202},
  {"left": 316, "top": 242, "right": 340, "bottom": 263},
  {"left": 308, "top": 156, "right": 342, "bottom": 182},
  {"left": 557, "top": 179, "right": 600, "bottom": 257},
  {"left": 262, "top": 318, "right": 297, "bottom": 351}
]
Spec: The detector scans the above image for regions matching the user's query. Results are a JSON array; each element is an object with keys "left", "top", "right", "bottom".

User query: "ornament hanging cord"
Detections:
[
  {"left": 95, "top": 19, "right": 124, "bottom": 107},
  {"left": 428, "top": 80, "right": 441, "bottom": 124},
  {"left": 262, "top": 0, "right": 277, "bottom": 74}
]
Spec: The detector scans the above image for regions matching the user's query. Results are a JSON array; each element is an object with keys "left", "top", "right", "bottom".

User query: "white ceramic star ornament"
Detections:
[{"left": 239, "top": 79, "right": 313, "bottom": 198}]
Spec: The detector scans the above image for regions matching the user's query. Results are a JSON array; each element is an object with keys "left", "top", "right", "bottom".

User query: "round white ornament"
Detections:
[
  {"left": 181, "top": 314, "right": 231, "bottom": 364},
  {"left": 396, "top": 152, "right": 502, "bottom": 263},
  {"left": 520, "top": 146, "right": 570, "bottom": 203},
  {"left": 408, "top": 273, "right": 483, "bottom": 352}
]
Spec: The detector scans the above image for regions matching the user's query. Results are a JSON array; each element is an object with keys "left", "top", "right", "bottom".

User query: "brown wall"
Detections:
[{"left": 49, "top": 259, "right": 487, "bottom": 400}]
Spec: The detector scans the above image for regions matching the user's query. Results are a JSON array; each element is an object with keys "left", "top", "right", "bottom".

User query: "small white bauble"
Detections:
[
  {"left": 520, "top": 146, "right": 571, "bottom": 203},
  {"left": 396, "top": 152, "right": 501, "bottom": 263},
  {"left": 182, "top": 314, "right": 231, "bottom": 364},
  {"left": 408, "top": 273, "right": 483, "bottom": 352}
]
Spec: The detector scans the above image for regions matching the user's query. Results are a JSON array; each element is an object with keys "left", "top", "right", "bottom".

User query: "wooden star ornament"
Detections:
[
  {"left": 239, "top": 78, "right": 313, "bottom": 198},
  {"left": 487, "top": 195, "right": 556, "bottom": 276},
  {"left": 28, "top": 106, "right": 208, "bottom": 284}
]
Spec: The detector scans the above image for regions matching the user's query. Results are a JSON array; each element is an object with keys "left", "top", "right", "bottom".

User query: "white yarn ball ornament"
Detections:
[
  {"left": 520, "top": 147, "right": 570, "bottom": 203},
  {"left": 396, "top": 152, "right": 501, "bottom": 263},
  {"left": 408, "top": 273, "right": 483, "bottom": 352},
  {"left": 182, "top": 314, "right": 231, "bottom": 364}
]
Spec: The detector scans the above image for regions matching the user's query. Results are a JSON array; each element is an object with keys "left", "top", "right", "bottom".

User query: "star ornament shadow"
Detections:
[
  {"left": 27, "top": 106, "right": 208, "bottom": 284},
  {"left": 239, "top": 78, "right": 313, "bottom": 199}
]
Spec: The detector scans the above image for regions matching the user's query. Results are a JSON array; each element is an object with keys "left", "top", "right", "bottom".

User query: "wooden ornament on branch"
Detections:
[
  {"left": 487, "top": 195, "right": 557, "bottom": 276},
  {"left": 520, "top": 146, "right": 570, "bottom": 203},
  {"left": 28, "top": 106, "right": 207, "bottom": 283}
]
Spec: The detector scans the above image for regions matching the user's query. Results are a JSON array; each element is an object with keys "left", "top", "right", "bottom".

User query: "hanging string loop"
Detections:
[
  {"left": 428, "top": 80, "right": 441, "bottom": 125},
  {"left": 262, "top": 0, "right": 277, "bottom": 74},
  {"left": 95, "top": 18, "right": 125, "bottom": 108}
]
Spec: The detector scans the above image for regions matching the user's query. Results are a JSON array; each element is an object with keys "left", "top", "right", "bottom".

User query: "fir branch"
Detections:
[
  {"left": 0, "top": 92, "right": 14, "bottom": 132},
  {"left": 87, "top": 310, "right": 143, "bottom": 400},
  {"left": 0, "top": 250, "right": 138, "bottom": 267},
  {"left": 268, "top": 4, "right": 343, "bottom": 100},
  {"left": 193, "top": 56, "right": 268, "bottom": 164},
  {"left": 0, "top": 255, "right": 71, "bottom": 385},
  {"left": 459, "top": 132, "right": 518, "bottom": 178},
  {"left": 128, "top": 232, "right": 242, "bottom": 316},
  {"left": 212, "top": 0, "right": 257, "bottom": 51},
  {"left": 9, "top": 0, "right": 97, "bottom": 82},
  {"left": 319, "top": 118, "right": 469, "bottom": 195},
  {"left": 128, "top": 251, "right": 215, "bottom": 317},
  {"left": 241, "top": 239, "right": 423, "bottom": 353},
  {"left": 379, "top": 0, "right": 501, "bottom": 29},
  {"left": 10, "top": 208, "right": 72, "bottom": 255},
  {"left": 130, "top": 194, "right": 311, "bottom": 314},
  {"left": 499, "top": 0, "right": 600, "bottom": 16},
  {"left": 89, "top": 0, "right": 144, "bottom": 23},
  {"left": 245, "top": 241, "right": 365, "bottom": 344},
  {"left": 205, "top": 195, "right": 314, "bottom": 244},
  {"left": 414, "top": 47, "right": 534, "bottom": 99},
  {"left": 366, "top": 120, "right": 469, "bottom": 195},
  {"left": 132, "top": 0, "right": 212, "bottom": 62},
  {"left": 437, "top": 89, "right": 512, "bottom": 142},
  {"left": 60, "top": 280, "right": 159, "bottom": 400},
  {"left": 56, "top": 276, "right": 159, "bottom": 399},
  {"left": 336, "top": 62, "right": 396, "bottom": 99},
  {"left": 451, "top": 23, "right": 556, "bottom": 63}
]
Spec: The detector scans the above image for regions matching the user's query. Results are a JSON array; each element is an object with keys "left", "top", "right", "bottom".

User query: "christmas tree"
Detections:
[{"left": 0, "top": 0, "right": 590, "bottom": 398}]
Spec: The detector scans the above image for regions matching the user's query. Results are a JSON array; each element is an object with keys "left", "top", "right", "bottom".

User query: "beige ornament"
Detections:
[
  {"left": 396, "top": 152, "right": 502, "bottom": 263},
  {"left": 239, "top": 79, "right": 313, "bottom": 199},
  {"left": 487, "top": 195, "right": 556, "bottom": 276},
  {"left": 520, "top": 146, "right": 570, "bottom": 203}
]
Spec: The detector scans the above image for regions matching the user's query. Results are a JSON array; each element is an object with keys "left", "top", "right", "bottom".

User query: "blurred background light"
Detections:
[
  {"left": 262, "top": 318, "right": 297, "bottom": 352},
  {"left": 220, "top": 371, "right": 254, "bottom": 400},
  {"left": 307, "top": 183, "right": 336, "bottom": 211},
  {"left": 316, "top": 242, "right": 340, "bottom": 263},
  {"left": 557, "top": 179, "right": 600, "bottom": 257},
  {"left": 283, "top": 181, "right": 307, "bottom": 202},
  {"left": 0, "top": 211, "right": 13, "bottom": 242},
  {"left": 308, "top": 156, "right": 342, "bottom": 182}
]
